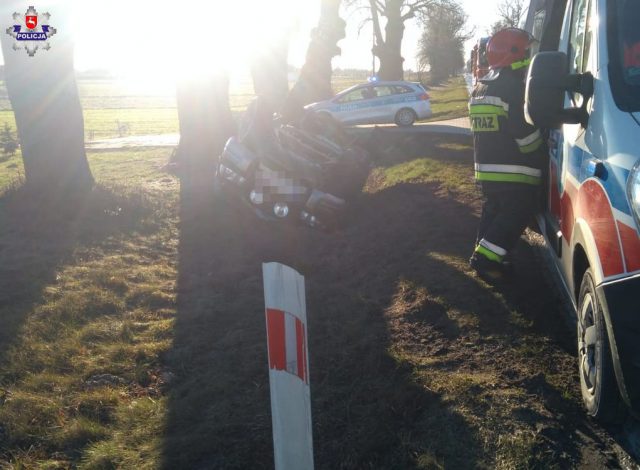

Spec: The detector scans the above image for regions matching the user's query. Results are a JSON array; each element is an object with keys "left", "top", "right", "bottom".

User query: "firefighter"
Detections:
[{"left": 468, "top": 28, "right": 545, "bottom": 282}]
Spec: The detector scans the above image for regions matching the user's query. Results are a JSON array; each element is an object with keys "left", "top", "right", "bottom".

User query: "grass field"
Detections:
[
  {"left": 0, "top": 121, "right": 627, "bottom": 468},
  {"left": 424, "top": 76, "right": 470, "bottom": 122},
  {"left": 0, "top": 78, "right": 254, "bottom": 142},
  {"left": 1, "top": 74, "right": 631, "bottom": 468},
  {"left": 0, "top": 72, "right": 468, "bottom": 144}
]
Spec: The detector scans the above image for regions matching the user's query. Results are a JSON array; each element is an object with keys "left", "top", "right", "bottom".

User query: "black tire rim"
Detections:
[
  {"left": 397, "top": 109, "right": 414, "bottom": 126},
  {"left": 578, "top": 291, "right": 598, "bottom": 397}
]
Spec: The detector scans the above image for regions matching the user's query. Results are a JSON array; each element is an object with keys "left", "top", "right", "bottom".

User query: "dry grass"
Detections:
[{"left": 0, "top": 94, "right": 627, "bottom": 468}]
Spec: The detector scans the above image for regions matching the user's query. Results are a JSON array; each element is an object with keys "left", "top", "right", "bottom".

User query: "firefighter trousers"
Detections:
[{"left": 475, "top": 186, "right": 539, "bottom": 261}]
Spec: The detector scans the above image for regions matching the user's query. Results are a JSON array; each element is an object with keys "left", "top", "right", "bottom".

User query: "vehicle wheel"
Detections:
[
  {"left": 577, "top": 269, "right": 623, "bottom": 423},
  {"left": 395, "top": 108, "right": 416, "bottom": 127}
]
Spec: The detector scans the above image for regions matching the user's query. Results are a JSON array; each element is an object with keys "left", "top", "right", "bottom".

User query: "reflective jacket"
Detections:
[{"left": 469, "top": 68, "right": 545, "bottom": 192}]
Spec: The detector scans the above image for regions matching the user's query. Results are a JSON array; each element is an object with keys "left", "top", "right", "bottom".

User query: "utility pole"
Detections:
[{"left": 372, "top": 23, "right": 376, "bottom": 77}]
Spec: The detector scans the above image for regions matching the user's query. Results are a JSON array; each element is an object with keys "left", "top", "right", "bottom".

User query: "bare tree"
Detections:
[
  {"left": 491, "top": 0, "right": 526, "bottom": 34},
  {"left": 0, "top": 2, "right": 93, "bottom": 195},
  {"left": 281, "top": 0, "right": 345, "bottom": 121},
  {"left": 166, "top": 3, "right": 236, "bottom": 177},
  {"left": 250, "top": 37, "right": 290, "bottom": 115},
  {"left": 174, "top": 73, "right": 235, "bottom": 188},
  {"left": 347, "top": 0, "right": 439, "bottom": 81},
  {"left": 418, "top": 0, "right": 471, "bottom": 83}
]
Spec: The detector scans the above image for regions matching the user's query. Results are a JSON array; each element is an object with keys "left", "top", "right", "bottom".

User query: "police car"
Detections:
[{"left": 305, "top": 80, "right": 432, "bottom": 127}]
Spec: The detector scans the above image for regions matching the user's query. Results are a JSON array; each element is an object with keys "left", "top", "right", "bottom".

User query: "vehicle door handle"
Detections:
[{"left": 585, "top": 158, "right": 606, "bottom": 179}]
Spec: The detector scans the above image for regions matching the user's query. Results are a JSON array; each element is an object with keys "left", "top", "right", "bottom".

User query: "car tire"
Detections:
[
  {"left": 577, "top": 269, "right": 624, "bottom": 423},
  {"left": 395, "top": 108, "right": 416, "bottom": 127}
]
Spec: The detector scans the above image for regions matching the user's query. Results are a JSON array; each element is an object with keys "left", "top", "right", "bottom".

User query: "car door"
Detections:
[
  {"left": 546, "top": 0, "right": 595, "bottom": 282},
  {"left": 333, "top": 86, "right": 373, "bottom": 124},
  {"left": 368, "top": 85, "right": 397, "bottom": 123}
]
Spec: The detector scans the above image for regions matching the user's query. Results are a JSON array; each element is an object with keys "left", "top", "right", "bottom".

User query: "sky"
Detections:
[
  {"left": 0, "top": 0, "right": 507, "bottom": 80},
  {"left": 337, "top": 0, "right": 507, "bottom": 72}
]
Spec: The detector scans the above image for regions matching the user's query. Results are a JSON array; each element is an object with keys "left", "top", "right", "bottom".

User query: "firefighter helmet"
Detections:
[{"left": 486, "top": 28, "right": 534, "bottom": 71}]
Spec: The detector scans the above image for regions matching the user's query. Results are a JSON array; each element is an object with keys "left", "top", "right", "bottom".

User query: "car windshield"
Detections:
[
  {"left": 609, "top": 0, "right": 640, "bottom": 112},
  {"left": 479, "top": 39, "right": 489, "bottom": 67}
]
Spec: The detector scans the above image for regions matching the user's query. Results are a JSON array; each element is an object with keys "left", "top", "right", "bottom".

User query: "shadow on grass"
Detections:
[
  {"left": 162, "top": 132, "right": 614, "bottom": 468},
  {"left": 163, "top": 175, "right": 482, "bottom": 468},
  {"left": 0, "top": 184, "right": 156, "bottom": 369}
]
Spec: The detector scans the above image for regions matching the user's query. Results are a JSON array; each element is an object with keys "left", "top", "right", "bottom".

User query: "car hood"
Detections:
[{"left": 633, "top": 113, "right": 640, "bottom": 127}]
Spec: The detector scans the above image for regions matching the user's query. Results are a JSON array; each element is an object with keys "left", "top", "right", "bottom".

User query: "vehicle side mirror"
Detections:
[{"left": 525, "top": 51, "right": 594, "bottom": 129}]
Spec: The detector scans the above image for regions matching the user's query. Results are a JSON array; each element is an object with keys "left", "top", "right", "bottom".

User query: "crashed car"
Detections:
[{"left": 216, "top": 100, "right": 371, "bottom": 230}]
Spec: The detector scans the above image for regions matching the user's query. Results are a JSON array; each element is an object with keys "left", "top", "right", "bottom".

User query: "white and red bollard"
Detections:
[{"left": 262, "top": 262, "right": 314, "bottom": 470}]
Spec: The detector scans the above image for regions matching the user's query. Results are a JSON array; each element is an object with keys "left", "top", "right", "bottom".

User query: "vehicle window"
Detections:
[
  {"left": 336, "top": 88, "right": 367, "bottom": 103},
  {"left": 373, "top": 86, "right": 394, "bottom": 97},
  {"left": 619, "top": 0, "right": 640, "bottom": 85},
  {"left": 392, "top": 85, "right": 413, "bottom": 94},
  {"left": 568, "top": 0, "right": 591, "bottom": 74},
  {"left": 581, "top": 2, "right": 594, "bottom": 72},
  {"left": 531, "top": 9, "right": 546, "bottom": 56},
  {"left": 478, "top": 39, "right": 489, "bottom": 67},
  {"left": 567, "top": 0, "right": 593, "bottom": 106},
  {"left": 609, "top": 0, "right": 640, "bottom": 111}
]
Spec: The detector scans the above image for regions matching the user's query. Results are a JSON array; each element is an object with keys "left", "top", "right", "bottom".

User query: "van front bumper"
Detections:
[{"left": 597, "top": 275, "right": 640, "bottom": 416}]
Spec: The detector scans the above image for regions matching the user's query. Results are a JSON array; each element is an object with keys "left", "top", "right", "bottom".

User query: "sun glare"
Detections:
[{"left": 72, "top": 0, "right": 312, "bottom": 88}]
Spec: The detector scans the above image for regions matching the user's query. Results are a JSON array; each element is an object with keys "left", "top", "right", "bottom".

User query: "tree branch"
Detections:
[
  {"left": 373, "top": 0, "right": 386, "bottom": 14},
  {"left": 369, "top": 0, "right": 385, "bottom": 46},
  {"left": 357, "top": 16, "right": 373, "bottom": 36}
]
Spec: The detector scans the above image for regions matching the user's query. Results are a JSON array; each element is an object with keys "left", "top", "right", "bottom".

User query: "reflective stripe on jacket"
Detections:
[{"left": 469, "top": 68, "right": 545, "bottom": 190}]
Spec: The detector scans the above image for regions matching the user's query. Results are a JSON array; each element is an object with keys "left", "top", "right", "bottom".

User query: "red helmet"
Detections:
[{"left": 486, "top": 28, "right": 534, "bottom": 70}]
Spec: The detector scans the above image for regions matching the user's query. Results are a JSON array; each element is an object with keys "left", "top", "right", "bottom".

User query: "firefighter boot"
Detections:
[{"left": 469, "top": 252, "right": 505, "bottom": 283}]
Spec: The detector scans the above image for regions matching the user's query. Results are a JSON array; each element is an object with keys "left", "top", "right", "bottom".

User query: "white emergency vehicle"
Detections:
[{"left": 524, "top": 0, "right": 640, "bottom": 421}]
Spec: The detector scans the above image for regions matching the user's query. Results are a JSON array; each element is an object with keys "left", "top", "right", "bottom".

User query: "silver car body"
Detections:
[{"left": 305, "top": 81, "right": 432, "bottom": 126}]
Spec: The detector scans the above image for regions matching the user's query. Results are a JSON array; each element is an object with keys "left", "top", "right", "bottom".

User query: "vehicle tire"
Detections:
[
  {"left": 394, "top": 108, "right": 416, "bottom": 127},
  {"left": 577, "top": 269, "right": 623, "bottom": 423}
]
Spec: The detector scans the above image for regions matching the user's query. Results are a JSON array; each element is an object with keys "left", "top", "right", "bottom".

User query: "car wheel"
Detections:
[
  {"left": 577, "top": 269, "right": 623, "bottom": 423},
  {"left": 395, "top": 108, "right": 416, "bottom": 127}
]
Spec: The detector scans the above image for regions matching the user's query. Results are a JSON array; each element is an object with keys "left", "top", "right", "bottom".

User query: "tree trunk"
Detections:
[
  {"left": 375, "top": 0, "right": 405, "bottom": 81},
  {"left": 175, "top": 73, "right": 235, "bottom": 189},
  {"left": 250, "top": 37, "right": 290, "bottom": 115},
  {"left": 281, "top": 0, "right": 344, "bottom": 122},
  {"left": 0, "top": 2, "right": 93, "bottom": 194}
]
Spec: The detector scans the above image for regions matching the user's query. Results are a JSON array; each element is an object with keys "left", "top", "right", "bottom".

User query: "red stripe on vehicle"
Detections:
[
  {"left": 618, "top": 221, "right": 640, "bottom": 273},
  {"left": 266, "top": 308, "right": 286, "bottom": 371},
  {"left": 560, "top": 190, "right": 575, "bottom": 241},
  {"left": 295, "top": 318, "right": 307, "bottom": 383},
  {"left": 560, "top": 177, "right": 579, "bottom": 241},
  {"left": 577, "top": 180, "right": 624, "bottom": 277},
  {"left": 549, "top": 160, "right": 562, "bottom": 217}
]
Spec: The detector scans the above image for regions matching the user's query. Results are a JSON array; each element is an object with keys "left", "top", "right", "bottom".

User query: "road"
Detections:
[{"left": 86, "top": 117, "right": 472, "bottom": 151}]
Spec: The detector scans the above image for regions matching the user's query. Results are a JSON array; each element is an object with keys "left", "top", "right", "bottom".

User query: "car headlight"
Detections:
[
  {"left": 273, "top": 203, "right": 289, "bottom": 218},
  {"left": 627, "top": 160, "right": 640, "bottom": 228},
  {"left": 219, "top": 164, "right": 246, "bottom": 185},
  {"left": 249, "top": 190, "right": 263, "bottom": 205}
]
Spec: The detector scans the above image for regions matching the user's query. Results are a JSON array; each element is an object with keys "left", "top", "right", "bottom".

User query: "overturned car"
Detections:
[{"left": 216, "top": 101, "right": 371, "bottom": 230}]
